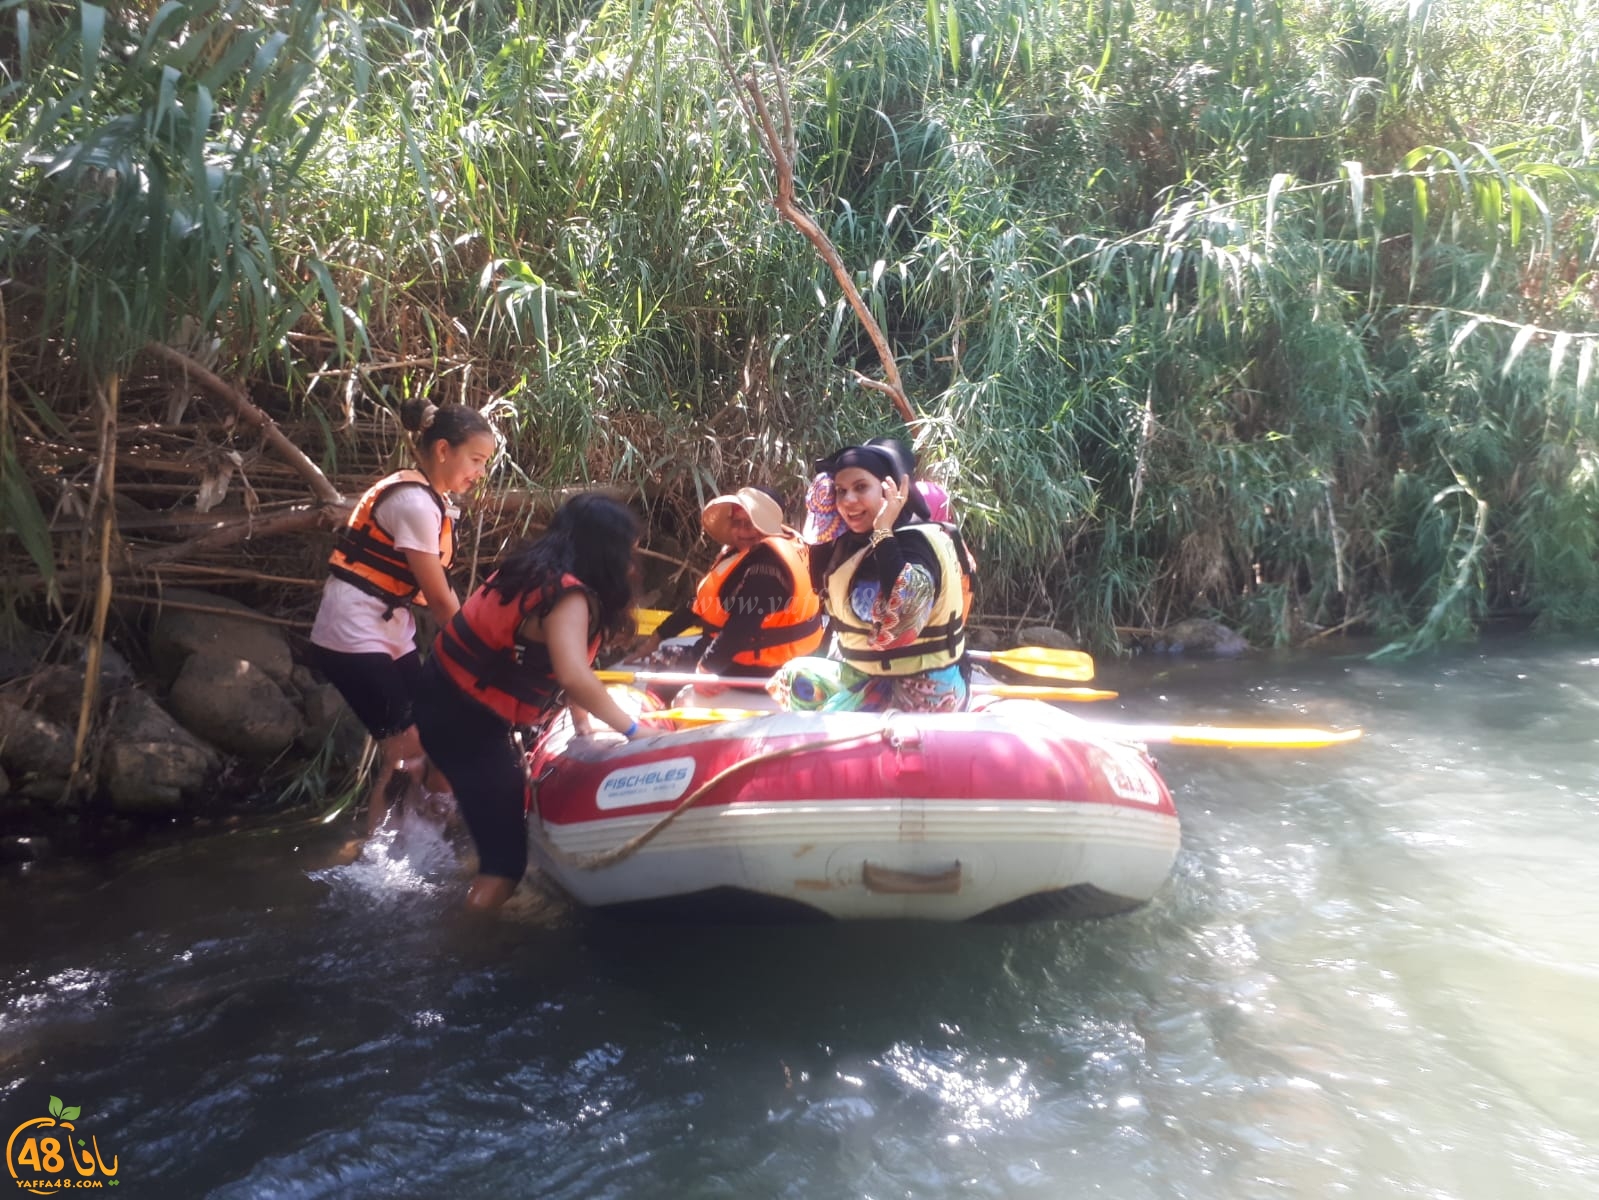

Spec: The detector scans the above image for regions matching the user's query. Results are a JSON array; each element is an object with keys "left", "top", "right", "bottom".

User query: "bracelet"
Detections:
[
  {"left": 869, "top": 527, "right": 894, "bottom": 546},
  {"left": 624, "top": 719, "right": 639, "bottom": 739}
]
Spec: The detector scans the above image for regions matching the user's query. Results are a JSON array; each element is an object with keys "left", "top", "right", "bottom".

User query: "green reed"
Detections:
[{"left": 3, "top": 0, "right": 1596, "bottom": 651}]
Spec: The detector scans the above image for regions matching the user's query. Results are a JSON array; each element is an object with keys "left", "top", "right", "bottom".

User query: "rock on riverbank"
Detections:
[{"left": 0, "top": 589, "right": 365, "bottom": 860}]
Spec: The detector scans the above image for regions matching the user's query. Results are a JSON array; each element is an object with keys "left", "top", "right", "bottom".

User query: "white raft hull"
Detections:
[{"left": 526, "top": 703, "right": 1180, "bottom": 922}]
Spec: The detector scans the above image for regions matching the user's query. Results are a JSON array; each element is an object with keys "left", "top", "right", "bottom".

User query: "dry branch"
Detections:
[
  {"left": 64, "top": 374, "right": 119, "bottom": 800},
  {"left": 142, "top": 342, "right": 343, "bottom": 505},
  {"left": 736, "top": 73, "right": 919, "bottom": 431}
]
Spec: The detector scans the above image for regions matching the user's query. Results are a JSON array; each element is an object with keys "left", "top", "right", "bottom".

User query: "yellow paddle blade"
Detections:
[
  {"left": 634, "top": 607, "right": 700, "bottom": 636},
  {"left": 971, "top": 646, "right": 1095, "bottom": 682},
  {"left": 1098, "top": 723, "right": 1364, "bottom": 749},
  {"left": 979, "top": 683, "right": 1119, "bottom": 702}
]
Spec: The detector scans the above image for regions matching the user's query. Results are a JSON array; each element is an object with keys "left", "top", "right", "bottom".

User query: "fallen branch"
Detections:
[
  {"left": 145, "top": 563, "right": 324, "bottom": 588},
  {"left": 92, "top": 590, "right": 311, "bottom": 629},
  {"left": 143, "top": 342, "right": 343, "bottom": 506},
  {"left": 18, "top": 504, "right": 344, "bottom": 590}
]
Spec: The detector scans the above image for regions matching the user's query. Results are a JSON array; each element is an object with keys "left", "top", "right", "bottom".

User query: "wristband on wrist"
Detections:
[
  {"left": 624, "top": 719, "right": 639, "bottom": 739},
  {"left": 869, "top": 527, "right": 894, "bottom": 546}
]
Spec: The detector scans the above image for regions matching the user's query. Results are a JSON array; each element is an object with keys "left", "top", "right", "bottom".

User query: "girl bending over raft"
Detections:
[
  {"left": 310, "top": 398, "right": 495, "bottom": 833},
  {"left": 413, "top": 493, "right": 643, "bottom": 911}
]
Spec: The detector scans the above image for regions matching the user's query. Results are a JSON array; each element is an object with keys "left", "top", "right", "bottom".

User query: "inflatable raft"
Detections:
[{"left": 525, "top": 697, "right": 1180, "bottom": 921}]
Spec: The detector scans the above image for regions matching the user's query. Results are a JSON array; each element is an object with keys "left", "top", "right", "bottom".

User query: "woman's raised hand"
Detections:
[{"left": 874, "top": 474, "right": 911, "bottom": 530}]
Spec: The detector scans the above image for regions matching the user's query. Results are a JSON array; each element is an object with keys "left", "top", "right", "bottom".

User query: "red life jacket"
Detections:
[
  {"left": 432, "top": 573, "right": 600, "bottom": 727},
  {"left": 327, "top": 470, "right": 454, "bottom": 612},
  {"left": 690, "top": 533, "right": 823, "bottom": 669}
]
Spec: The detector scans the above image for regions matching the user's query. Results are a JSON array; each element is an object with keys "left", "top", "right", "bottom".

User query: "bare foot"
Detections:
[
  {"left": 368, "top": 765, "right": 421, "bottom": 833},
  {"left": 465, "top": 875, "right": 518, "bottom": 911}
]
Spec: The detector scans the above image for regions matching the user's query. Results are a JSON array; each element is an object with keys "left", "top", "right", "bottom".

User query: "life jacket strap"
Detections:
[{"left": 438, "top": 611, "right": 561, "bottom": 709}]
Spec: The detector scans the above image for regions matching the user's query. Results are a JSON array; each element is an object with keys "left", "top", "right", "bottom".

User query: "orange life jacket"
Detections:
[
  {"left": 432, "top": 573, "right": 599, "bottom": 727},
  {"left": 690, "top": 533, "right": 823, "bottom": 670},
  {"left": 327, "top": 470, "right": 454, "bottom": 612}
]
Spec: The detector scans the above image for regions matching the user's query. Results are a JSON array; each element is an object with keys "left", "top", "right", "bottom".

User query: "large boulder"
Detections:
[
  {"left": 298, "top": 682, "right": 369, "bottom": 771},
  {"left": 0, "top": 628, "right": 54, "bottom": 684},
  {"left": 167, "top": 652, "right": 303, "bottom": 759},
  {"left": 1150, "top": 618, "right": 1250, "bottom": 657},
  {"left": 99, "top": 689, "right": 221, "bottom": 812},
  {"left": 966, "top": 625, "right": 1000, "bottom": 651},
  {"left": 148, "top": 588, "right": 294, "bottom": 686},
  {"left": 0, "top": 697, "right": 76, "bottom": 782},
  {"left": 1013, "top": 624, "right": 1081, "bottom": 651}
]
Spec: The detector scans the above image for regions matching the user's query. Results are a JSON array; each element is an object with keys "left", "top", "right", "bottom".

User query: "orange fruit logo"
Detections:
[{"left": 6, "top": 1096, "right": 120, "bottom": 1194}]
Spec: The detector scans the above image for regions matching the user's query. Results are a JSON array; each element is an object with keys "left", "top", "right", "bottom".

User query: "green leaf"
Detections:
[
  {"left": 136, "top": 2, "right": 186, "bottom": 63},
  {"left": 49, "top": 1096, "right": 63, "bottom": 1117},
  {"left": 1343, "top": 160, "right": 1365, "bottom": 235},
  {"left": 241, "top": 32, "right": 290, "bottom": 105},
  {"left": 1265, "top": 172, "right": 1290, "bottom": 249},
  {"left": 80, "top": 4, "right": 105, "bottom": 95},
  {"left": 1549, "top": 332, "right": 1571, "bottom": 384},
  {"left": 308, "top": 259, "right": 348, "bottom": 362},
  {"left": 1448, "top": 317, "right": 1482, "bottom": 356},
  {"left": 62, "top": 1107, "right": 81, "bottom": 1121},
  {"left": 1501, "top": 324, "right": 1536, "bottom": 379}
]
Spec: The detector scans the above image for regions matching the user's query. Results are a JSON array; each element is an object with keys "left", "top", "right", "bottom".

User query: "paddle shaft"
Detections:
[
  {"left": 599, "top": 668, "right": 1115, "bottom": 702},
  {"left": 639, "top": 708, "right": 1362, "bottom": 747}
]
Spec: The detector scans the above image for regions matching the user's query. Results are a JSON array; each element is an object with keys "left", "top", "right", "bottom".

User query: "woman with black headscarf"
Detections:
[{"left": 770, "top": 437, "right": 970, "bottom": 714}]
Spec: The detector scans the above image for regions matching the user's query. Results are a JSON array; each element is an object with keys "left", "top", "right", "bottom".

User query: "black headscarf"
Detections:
[
  {"left": 813, "top": 437, "right": 931, "bottom": 522},
  {"left": 807, "top": 437, "right": 939, "bottom": 595}
]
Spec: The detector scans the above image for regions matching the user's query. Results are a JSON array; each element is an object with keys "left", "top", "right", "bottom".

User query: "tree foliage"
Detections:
[{"left": 3, "top": 0, "right": 1597, "bottom": 651}]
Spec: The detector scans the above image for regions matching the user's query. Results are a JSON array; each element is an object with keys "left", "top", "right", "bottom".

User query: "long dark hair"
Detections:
[
  {"left": 399, "top": 397, "right": 494, "bottom": 453},
  {"left": 488, "top": 493, "right": 638, "bottom": 641}
]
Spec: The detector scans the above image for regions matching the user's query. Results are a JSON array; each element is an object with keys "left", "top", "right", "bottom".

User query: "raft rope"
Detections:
[{"left": 528, "top": 726, "right": 890, "bottom": 872}]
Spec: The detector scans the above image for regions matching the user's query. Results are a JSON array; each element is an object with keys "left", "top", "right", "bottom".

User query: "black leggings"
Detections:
[
  {"left": 309, "top": 646, "right": 423, "bottom": 739},
  {"left": 412, "top": 661, "right": 530, "bottom": 883}
]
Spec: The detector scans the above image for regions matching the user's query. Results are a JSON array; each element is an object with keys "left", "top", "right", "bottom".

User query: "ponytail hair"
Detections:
[
  {"left": 488, "top": 493, "right": 639, "bottom": 643},
  {"left": 399, "top": 398, "right": 494, "bottom": 455}
]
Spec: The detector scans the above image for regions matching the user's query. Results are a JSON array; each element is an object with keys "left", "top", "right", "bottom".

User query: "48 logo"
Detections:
[{"left": 6, "top": 1096, "right": 119, "bottom": 1193}]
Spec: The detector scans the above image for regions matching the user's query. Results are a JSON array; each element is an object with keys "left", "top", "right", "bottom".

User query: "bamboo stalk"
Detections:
[
  {"left": 95, "top": 590, "right": 312, "bottom": 628},
  {"left": 65, "top": 374, "right": 119, "bottom": 802},
  {"left": 149, "top": 563, "right": 324, "bottom": 587},
  {"left": 1306, "top": 614, "right": 1366, "bottom": 641}
]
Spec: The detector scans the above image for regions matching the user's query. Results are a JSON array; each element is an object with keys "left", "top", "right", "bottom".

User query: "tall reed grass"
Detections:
[{"left": 3, "top": 0, "right": 1596, "bottom": 651}]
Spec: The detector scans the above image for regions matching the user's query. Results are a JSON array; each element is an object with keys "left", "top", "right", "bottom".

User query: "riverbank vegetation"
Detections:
[{"left": 4, "top": 0, "right": 1597, "bottom": 663}]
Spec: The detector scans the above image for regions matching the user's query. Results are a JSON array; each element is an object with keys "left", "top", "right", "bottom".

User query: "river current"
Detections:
[{"left": 3, "top": 637, "right": 1597, "bottom": 1198}]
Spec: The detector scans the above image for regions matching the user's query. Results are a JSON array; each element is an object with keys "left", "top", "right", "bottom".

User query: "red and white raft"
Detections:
[{"left": 524, "top": 696, "right": 1180, "bottom": 921}]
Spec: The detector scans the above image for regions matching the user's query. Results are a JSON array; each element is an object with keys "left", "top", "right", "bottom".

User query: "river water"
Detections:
[{"left": 3, "top": 637, "right": 1597, "bottom": 1198}]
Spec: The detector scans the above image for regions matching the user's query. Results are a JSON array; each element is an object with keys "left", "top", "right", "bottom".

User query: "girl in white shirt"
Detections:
[{"left": 310, "top": 398, "right": 496, "bottom": 830}]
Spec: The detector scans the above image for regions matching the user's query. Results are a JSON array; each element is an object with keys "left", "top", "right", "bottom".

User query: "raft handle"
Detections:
[{"left": 861, "top": 860, "right": 962, "bottom": 895}]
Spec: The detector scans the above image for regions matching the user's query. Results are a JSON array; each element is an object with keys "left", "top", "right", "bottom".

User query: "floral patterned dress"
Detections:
[{"left": 769, "top": 520, "right": 967, "bottom": 714}]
